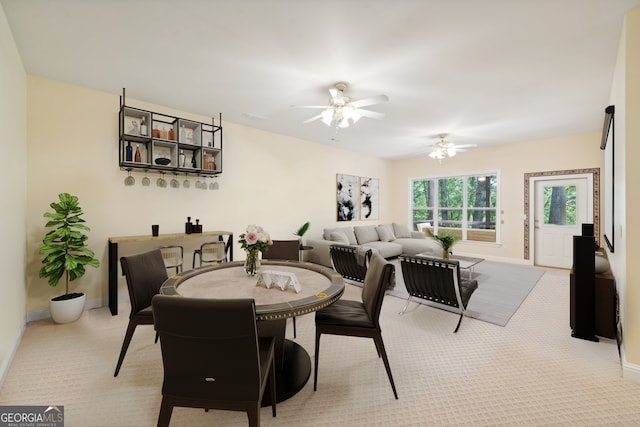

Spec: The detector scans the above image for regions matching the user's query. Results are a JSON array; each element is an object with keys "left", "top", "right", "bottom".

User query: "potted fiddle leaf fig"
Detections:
[{"left": 39, "top": 193, "right": 100, "bottom": 323}]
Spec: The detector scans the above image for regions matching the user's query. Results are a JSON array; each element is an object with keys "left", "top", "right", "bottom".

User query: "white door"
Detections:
[{"left": 533, "top": 177, "right": 590, "bottom": 268}]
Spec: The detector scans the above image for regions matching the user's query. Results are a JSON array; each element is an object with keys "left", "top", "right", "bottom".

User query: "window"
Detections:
[
  {"left": 543, "top": 185, "right": 576, "bottom": 226},
  {"left": 411, "top": 173, "right": 498, "bottom": 243}
]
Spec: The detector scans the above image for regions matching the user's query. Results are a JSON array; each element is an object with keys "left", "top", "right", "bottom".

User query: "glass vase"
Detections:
[
  {"left": 442, "top": 248, "right": 450, "bottom": 259},
  {"left": 244, "top": 248, "right": 261, "bottom": 276}
]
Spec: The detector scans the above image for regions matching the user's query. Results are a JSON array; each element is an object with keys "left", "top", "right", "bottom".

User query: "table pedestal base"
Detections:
[{"left": 262, "top": 339, "right": 311, "bottom": 406}]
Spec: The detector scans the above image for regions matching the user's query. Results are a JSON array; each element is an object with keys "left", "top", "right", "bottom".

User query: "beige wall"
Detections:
[
  {"left": 24, "top": 76, "right": 391, "bottom": 314},
  {"left": 0, "top": 5, "right": 27, "bottom": 380},
  {"left": 388, "top": 133, "right": 604, "bottom": 261},
  {"left": 621, "top": 7, "right": 640, "bottom": 376}
]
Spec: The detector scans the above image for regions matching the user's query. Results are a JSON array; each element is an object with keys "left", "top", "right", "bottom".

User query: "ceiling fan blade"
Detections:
[
  {"left": 350, "top": 94, "right": 389, "bottom": 108},
  {"left": 453, "top": 144, "right": 477, "bottom": 149},
  {"left": 355, "top": 108, "right": 385, "bottom": 120},
  {"left": 303, "top": 114, "right": 323, "bottom": 123}
]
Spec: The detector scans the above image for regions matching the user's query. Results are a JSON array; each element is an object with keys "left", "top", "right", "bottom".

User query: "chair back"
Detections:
[
  {"left": 199, "top": 241, "right": 227, "bottom": 263},
  {"left": 399, "top": 255, "right": 465, "bottom": 309},
  {"left": 158, "top": 245, "right": 183, "bottom": 272},
  {"left": 262, "top": 240, "right": 299, "bottom": 261},
  {"left": 329, "top": 244, "right": 372, "bottom": 283},
  {"left": 152, "top": 296, "right": 262, "bottom": 401},
  {"left": 120, "top": 249, "right": 168, "bottom": 315},
  {"left": 361, "top": 253, "right": 395, "bottom": 328}
]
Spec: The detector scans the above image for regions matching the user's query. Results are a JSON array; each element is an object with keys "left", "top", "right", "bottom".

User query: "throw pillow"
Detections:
[
  {"left": 392, "top": 223, "right": 412, "bottom": 238},
  {"left": 376, "top": 226, "right": 395, "bottom": 242},
  {"left": 328, "top": 231, "right": 350, "bottom": 244},
  {"left": 354, "top": 225, "right": 380, "bottom": 244}
]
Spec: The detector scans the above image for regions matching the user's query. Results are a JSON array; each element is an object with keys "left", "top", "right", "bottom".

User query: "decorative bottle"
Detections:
[
  {"left": 134, "top": 144, "right": 141, "bottom": 162},
  {"left": 192, "top": 154, "right": 197, "bottom": 168},
  {"left": 125, "top": 141, "right": 133, "bottom": 162},
  {"left": 179, "top": 150, "right": 185, "bottom": 167},
  {"left": 211, "top": 156, "right": 217, "bottom": 171},
  {"left": 140, "top": 116, "right": 147, "bottom": 136}
]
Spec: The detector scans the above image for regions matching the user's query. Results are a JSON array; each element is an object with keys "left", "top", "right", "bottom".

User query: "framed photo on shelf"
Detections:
[{"left": 124, "top": 116, "right": 140, "bottom": 136}]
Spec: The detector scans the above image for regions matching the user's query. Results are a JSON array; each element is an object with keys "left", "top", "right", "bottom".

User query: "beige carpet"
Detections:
[{"left": 2, "top": 267, "right": 640, "bottom": 426}]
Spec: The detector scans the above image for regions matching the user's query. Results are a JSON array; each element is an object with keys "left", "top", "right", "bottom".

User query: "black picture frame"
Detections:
[{"left": 601, "top": 105, "right": 615, "bottom": 252}]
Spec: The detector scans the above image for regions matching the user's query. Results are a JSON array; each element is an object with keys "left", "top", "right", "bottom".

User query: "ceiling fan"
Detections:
[
  {"left": 295, "top": 82, "right": 388, "bottom": 129},
  {"left": 427, "top": 134, "right": 477, "bottom": 160}
]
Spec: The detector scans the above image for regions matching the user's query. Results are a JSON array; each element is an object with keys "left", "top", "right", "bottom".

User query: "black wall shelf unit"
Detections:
[{"left": 118, "top": 88, "right": 222, "bottom": 176}]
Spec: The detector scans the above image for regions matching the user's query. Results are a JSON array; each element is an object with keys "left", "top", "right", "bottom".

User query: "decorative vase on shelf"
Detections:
[
  {"left": 244, "top": 249, "right": 261, "bottom": 276},
  {"left": 442, "top": 249, "right": 450, "bottom": 259}
]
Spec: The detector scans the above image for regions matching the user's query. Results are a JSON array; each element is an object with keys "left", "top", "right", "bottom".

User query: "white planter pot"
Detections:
[{"left": 50, "top": 292, "right": 86, "bottom": 324}]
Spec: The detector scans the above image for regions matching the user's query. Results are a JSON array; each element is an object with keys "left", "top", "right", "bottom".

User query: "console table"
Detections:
[{"left": 107, "top": 231, "right": 233, "bottom": 315}]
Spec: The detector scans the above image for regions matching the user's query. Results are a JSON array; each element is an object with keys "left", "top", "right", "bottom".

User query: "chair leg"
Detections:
[
  {"left": 269, "top": 356, "right": 277, "bottom": 417},
  {"left": 114, "top": 321, "right": 137, "bottom": 377},
  {"left": 399, "top": 296, "right": 413, "bottom": 315},
  {"left": 373, "top": 334, "right": 398, "bottom": 400},
  {"left": 155, "top": 331, "right": 159, "bottom": 344},
  {"left": 247, "top": 404, "right": 260, "bottom": 427},
  {"left": 313, "top": 329, "right": 321, "bottom": 391},
  {"left": 157, "top": 397, "right": 173, "bottom": 427},
  {"left": 454, "top": 312, "right": 464, "bottom": 333}
]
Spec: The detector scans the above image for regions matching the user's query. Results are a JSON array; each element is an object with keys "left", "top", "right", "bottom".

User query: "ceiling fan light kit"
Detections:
[
  {"left": 298, "top": 82, "right": 387, "bottom": 129},
  {"left": 428, "top": 133, "right": 476, "bottom": 161}
]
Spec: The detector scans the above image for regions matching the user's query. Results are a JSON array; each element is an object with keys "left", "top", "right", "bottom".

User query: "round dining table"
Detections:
[{"left": 159, "top": 259, "right": 345, "bottom": 404}]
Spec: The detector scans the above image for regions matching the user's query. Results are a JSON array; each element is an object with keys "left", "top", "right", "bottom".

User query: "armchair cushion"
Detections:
[{"left": 323, "top": 227, "right": 358, "bottom": 245}]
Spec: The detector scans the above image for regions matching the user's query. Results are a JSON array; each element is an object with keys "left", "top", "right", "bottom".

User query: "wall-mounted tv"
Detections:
[{"left": 601, "top": 105, "right": 615, "bottom": 252}]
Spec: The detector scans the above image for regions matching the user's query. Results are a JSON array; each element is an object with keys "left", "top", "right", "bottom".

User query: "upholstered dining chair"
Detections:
[
  {"left": 114, "top": 249, "right": 168, "bottom": 377},
  {"left": 158, "top": 245, "right": 183, "bottom": 274},
  {"left": 192, "top": 241, "right": 227, "bottom": 268},
  {"left": 152, "top": 295, "right": 276, "bottom": 427},
  {"left": 261, "top": 239, "right": 301, "bottom": 338},
  {"left": 314, "top": 252, "right": 398, "bottom": 399}
]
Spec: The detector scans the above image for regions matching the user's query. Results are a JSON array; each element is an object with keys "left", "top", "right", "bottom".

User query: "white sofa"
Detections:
[{"left": 305, "top": 223, "right": 442, "bottom": 268}]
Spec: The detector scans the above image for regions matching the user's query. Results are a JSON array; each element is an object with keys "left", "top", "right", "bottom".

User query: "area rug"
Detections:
[{"left": 383, "top": 259, "right": 546, "bottom": 327}]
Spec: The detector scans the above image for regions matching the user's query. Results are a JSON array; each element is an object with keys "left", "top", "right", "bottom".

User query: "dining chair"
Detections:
[
  {"left": 192, "top": 241, "right": 227, "bottom": 268},
  {"left": 152, "top": 295, "right": 276, "bottom": 427},
  {"left": 158, "top": 245, "right": 183, "bottom": 274},
  {"left": 114, "top": 248, "right": 168, "bottom": 377},
  {"left": 314, "top": 252, "right": 398, "bottom": 399},
  {"left": 261, "top": 239, "right": 300, "bottom": 338}
]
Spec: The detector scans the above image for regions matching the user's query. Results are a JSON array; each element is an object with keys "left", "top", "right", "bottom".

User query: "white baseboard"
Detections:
[
  {"left": 0, "top": 319, "right": 26, "bottom": 389},
  {"left": 621, "top": 344, "right": 640, "bottom": 383}
]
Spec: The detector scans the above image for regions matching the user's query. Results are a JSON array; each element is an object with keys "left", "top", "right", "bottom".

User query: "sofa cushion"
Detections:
[
  {"left": 323, "top": 227, "right": 357, "bottom": 245},
  {"left": 354, "top": 225, "right": 380, "bottom": 244},
  {"left": 393, "top": 223, "right": 412, "bottom": 238},
  {"left": 361, "top": 241, "right": 403, "bottom": 258},
  {"left": 376, "top": 226, "right": 395, "bottom": 242},
  {"left": 395, "top": 237, "right": 442, "bottom": 256},
  {"left": 328, "top": 231, "right": 350, "bottom": 244}
]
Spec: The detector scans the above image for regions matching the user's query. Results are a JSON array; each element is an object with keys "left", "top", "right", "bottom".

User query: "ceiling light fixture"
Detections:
[
  {"left": 428, "top": 134, "right": 477, "bottom": 161},
  {"left": 320, "top": 83, "right": 362, "bottom": 129}
]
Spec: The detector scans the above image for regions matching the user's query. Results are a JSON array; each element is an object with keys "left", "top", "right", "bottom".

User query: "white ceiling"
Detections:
[{"left": 2, "top": 0, "right": 638, "bottom": 159}]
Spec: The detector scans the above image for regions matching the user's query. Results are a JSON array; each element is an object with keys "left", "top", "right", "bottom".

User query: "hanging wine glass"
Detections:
[
  {"left": 157, "top": 172, "right": 167, "bottom": 188},
  {"left": 124, "top": 170, "right": 135, "bottom": 186},
  {"left": 195, "top": 176, "right": 202, "bottom": 189},
  {"left": 183, "top": 175, "right": 191, "bottom": 189},
  {"left": 170, "top": 173, "right": 179, "bottom": 188},
  {"left": 142, "top": 170, "right": 150, "bottom": 186}
]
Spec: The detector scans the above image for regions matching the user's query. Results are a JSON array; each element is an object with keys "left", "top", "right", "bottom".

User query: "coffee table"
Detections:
[{"left": 416, "top": 253, "right": 484, "bottom": 279}]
